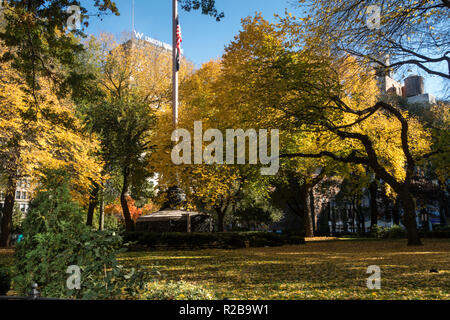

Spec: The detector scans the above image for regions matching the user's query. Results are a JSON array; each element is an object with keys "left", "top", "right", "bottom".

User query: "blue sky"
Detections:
[
  {"left": 81, "top": 0, "right": 445, "bottom": 98},
  {"left": 82, "top": 0, "right": 292, "bottom": 68}
]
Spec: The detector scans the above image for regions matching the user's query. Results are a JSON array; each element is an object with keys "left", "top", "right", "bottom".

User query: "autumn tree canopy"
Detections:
[
  {"left": 215, "top": 14, "right": 436, "bottom": 245},
  {"left": 0, "top": 43, "right": 103, "bottom": 246}
]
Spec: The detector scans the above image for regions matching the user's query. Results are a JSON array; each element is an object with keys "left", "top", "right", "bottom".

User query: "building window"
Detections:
[
  {"left": 20, "top": 204, "right": 26, "bottom": 212},
  {"left": 16, "top": 191, "right": 21, "bottom": 200},
  {"left": 21, "top": 191, "right": 27, "bottom": 200}
]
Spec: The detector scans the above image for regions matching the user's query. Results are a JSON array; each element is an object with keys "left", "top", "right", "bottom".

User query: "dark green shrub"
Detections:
[
  {"left": 283, "top": 235, "right": 306, "bottom": 245},
  {"left": 124, "top": 231, "right": 305, "bottom": 250},
  {"left": 433, "top": 225, "right": 450, "bottom": 232},
  {"left": 248, "top": 236, "right": 268, "bottom": 247},
  {"left": 419, "top": 230, "right": 450, "bottom": 238},
  {"left": 12, "top": 203, "right": 25, "bottom": 234},
  {"left": 14, "top": 170, "right": 153, "bottom": 299},
  {"left": 369, "top": 225, "right": 384, "bottom": 238},
  {"left": 222, "top": 233, "right": 247, "bottom": 249},
  {"left": 383, "top": 225, "right": 407, "bottom": 238},
  {"left": 424, "top": 225, "right": 450, "bottom": 238},
  {"left": 0, "top": 266, "right": 11, "bottom": 295},
  {"left": 369, "top": 225, "right": 406, "bottom": 239},
  {"left": 247, "top": 232, "right": 284, "bottom": 247}
]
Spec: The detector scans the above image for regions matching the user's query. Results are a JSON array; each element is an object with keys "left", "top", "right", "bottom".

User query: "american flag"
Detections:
[{"left": 176, "top": 18, "right": 182, "bottom": 71}]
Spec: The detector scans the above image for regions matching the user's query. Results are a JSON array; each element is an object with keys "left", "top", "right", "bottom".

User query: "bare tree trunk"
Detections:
[
  {"left": 309, "top": 188, "right": 316, "bottom": 233},
  {"left": 301, "top": 185, "right": 314, "bottom": 237},
  {"left": 121, "top": 168, "right": 134, "bottom": 232},
  {"left": 399, "top": 189, "right": 422, "bottom": 246},
  {"left": 392, "top": 196, "right": 400, "bottom": 225},
  {"left": 330, "top": 204, "right": 336, "bottom": 235},
  {"left": 369, "top": 180, "right": 379, "bottom": 230},
  {"left": 358, "top": 202, "right": 365, "bottom": 235},
  {"left": 98, "top": 191, "right": 104, "bottom": 231},
  {"left": 86, "top": 183, "right": 99, "bottom": 226},
  {"left": 217, "top": 210, "right": 225, "bottom": 232},
  {"left": 350, "top": 203, "right": 355, "bottom": 233},
  {"left": 353, "top": 197, "right": 360, "bottom": 235},
  {"left": 438, "top": 180, "right": 447, "bottom": 226},
  {"left": 342, "top": 207, "right": 349, "bottom": 233},
  {"left": 0, "top": 174, "right": 17, "bottom": 247}
]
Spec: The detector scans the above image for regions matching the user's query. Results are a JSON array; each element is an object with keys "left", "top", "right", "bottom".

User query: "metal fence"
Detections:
[{"left": 0, "top": 283, "right": 67, "bottom": 300}]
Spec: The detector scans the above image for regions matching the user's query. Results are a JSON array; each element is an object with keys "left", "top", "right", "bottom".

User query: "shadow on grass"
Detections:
[{"left": 119, "top": 239, "right": 450, "bottom": 299}]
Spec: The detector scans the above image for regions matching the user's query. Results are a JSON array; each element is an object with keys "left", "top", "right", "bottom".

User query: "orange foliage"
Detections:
[
  {"left": 142, "top": 202, "right": 159, "bottom": 216},
  {"left": 105, "top": 196, "right": 143, "bottom": 222}
]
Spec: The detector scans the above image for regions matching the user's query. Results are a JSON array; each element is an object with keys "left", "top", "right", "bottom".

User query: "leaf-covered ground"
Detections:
[
  {"left": 0, "top": 249, "right": 14, "bottom": 266},
  {"left": 119, "top": 239, "right": 450, "bottom": 300},
  {"left": 2, "top": 239, "right": 449, "bottom": 299}
]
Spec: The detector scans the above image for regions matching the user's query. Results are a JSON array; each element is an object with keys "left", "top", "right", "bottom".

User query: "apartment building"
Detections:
[
  {"left": 375, "top": 56, "right": 436, "bottom": 105},
  {"left": 0, "top": 177, "right": 32, "bottom": 214}
]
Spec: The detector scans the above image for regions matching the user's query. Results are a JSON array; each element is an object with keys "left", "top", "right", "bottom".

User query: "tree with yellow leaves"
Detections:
[
  {"left": 79, "top": 34, "right": 195, "bottom": 231},
  {"left": 217, "top": 15, "right": 351, "bottom": 237},
  {"left": 0, "top": 1, "right": 119, "bottom": 247},
  {"left": 219, "top": 14, "right": 434, "bottom": 245},
  {"left": 150, "top": 59, "right": 272, "bottom": 231},
  {"left": 0, "top": 44, "right": 103, "bottom": 247}
]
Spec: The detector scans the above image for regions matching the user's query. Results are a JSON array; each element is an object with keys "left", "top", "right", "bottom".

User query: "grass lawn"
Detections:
[
  {"left": 2, "top": 239, "right": 449, "bottom": 299},
  {"left": 119, "top": 239, "right": 450, "bottom": 300}
]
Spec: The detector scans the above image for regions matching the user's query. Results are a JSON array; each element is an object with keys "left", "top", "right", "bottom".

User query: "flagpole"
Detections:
[{"left": 172, "top": 0, "right": 178, "bottom": 128}]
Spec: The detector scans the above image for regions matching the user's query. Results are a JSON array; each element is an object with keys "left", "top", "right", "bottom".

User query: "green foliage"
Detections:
[
  {"left": 419, "top": 226, "right": 450, "bottom": 239},
  {"left": 0, "top": 1, "right": 118, "bottom": 101},
  {"left": 233, "top": 188, "right": 283, "bottom": 229},
  {"left": 124, "top": 232, "right": 305, "bottom": 250},
  {"left": 142, "top": 280, "right": 215, "bottom": 300},
  {"left": 369, "top": 225, "right": 384, "bottom": 239},
  {"left": 81, "top": 91, "right": 157, "bottom": 231},
  {"left": 13, "top": 170, "right": 153, "bottom": 299},
  {"left": 103, "top": 211, "right": 125, "bottom": 232},
  {"left": 12, "top": 203, "right": 24, "bottom": 234},
  {"left": 0, "top": 265, "right": 11, "bottom": 295},
  {"left": 180, "top": 0, "right": 224, "bottom": 21},
  {"left": 371, "top": 225, "right": 407, "bottom": 239},
  {"left": 432, "top": 225, "right": 450, "bottom": 232},
  {"left": 383, "top": 225, "right": 407, "bottom": 239},
  {"left": 83, "top": 99, "right": 156, "bottom": 174}
]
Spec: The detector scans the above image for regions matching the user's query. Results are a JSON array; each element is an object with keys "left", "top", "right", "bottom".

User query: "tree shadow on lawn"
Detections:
[{"left": 119, "top": 240, "right": 450, "bottom": 299}]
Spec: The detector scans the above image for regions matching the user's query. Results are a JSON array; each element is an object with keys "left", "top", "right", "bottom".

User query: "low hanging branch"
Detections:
[
  {"left": 281, "top": 150, "right": 368, "bottom": 166},
  {"left": 279, "top": 100, "right": 439, "bottom": 192}
]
